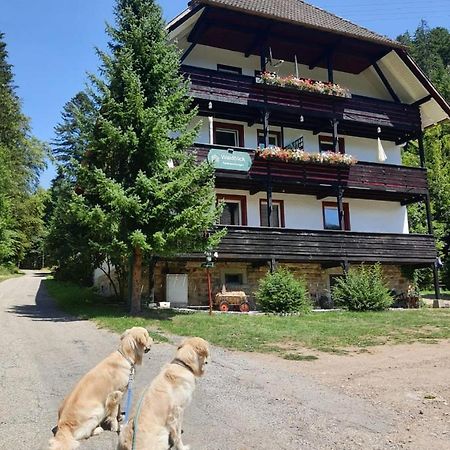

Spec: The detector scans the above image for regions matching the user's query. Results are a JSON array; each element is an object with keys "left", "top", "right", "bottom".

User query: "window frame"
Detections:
[
  {"left": 322, "top": 201, "right": 350, "bottom": 231},
  {"left": 259, "top": 199, "right": 285, "bottom": 228},
  {"left": 217, "top": 194, "right": 248, "bottom": 226},
  {"left": 318, "top": 135, "right": 345, "bottom": 154},
  {"left": 257, "top": 129, "right": 282, "bottom": 148},
  {"left": 213, "top": 121, "right": 245, "bottom": 148}
]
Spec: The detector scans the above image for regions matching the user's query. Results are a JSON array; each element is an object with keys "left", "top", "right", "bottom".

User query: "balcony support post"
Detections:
[
  {"left": 424, "top": 192, "right": 441, "bottom": 304},
  {"left": 327, "top": 52, "right": 334, "bottom": 83},
  {"left": 331, "top": 118, "right": 339, "bottom": 153},
  {"left": 262, "top": 109, "right": 273, "bottom": 227},
  {"left": 337, "top": 186, "right": 344, "bottom": 230},
  {"left": 418, "top": 132, "right": 426, "bottom": 168}
]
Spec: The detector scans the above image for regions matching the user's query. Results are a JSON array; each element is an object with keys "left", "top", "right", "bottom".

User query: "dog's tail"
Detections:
[{"left": 48, "top": 427, "right": 79, "bottom": 450}]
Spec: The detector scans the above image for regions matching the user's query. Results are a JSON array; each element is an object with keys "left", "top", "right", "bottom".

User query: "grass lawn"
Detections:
[
  {"left": 0, "top": 267, "right": 23, "bottom": 283},
  {"left": 45, "top": 279, "right": 450, "bottom": 357}
]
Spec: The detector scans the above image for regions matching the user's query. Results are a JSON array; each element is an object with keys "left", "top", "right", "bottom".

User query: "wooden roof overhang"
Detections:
[{"left": 184, "top": 6, "right": 397, "bottom": 75}]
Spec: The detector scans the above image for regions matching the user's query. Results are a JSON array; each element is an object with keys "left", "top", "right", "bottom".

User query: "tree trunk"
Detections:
[
  {"left": 130, "top": 246, "right": 143, "bottom": 315},
  {"left": 148, "top": 257, "right": 156, "bottom": 303}
]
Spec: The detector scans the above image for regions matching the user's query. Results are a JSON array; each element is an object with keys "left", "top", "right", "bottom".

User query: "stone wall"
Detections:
[{"left": 151, "top": 261, "right": 412, "bottom": 307}]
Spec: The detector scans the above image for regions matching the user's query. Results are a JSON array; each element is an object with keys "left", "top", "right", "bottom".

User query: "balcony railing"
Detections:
[
  {"left": 211, "top": 226, "right": 436, "bottom": 265},
  {"left": 182, "top": 65, "right": 421, "bottom": 135},
  {"left": 192, "top": 144, "right": 428, "bottom": 200}
]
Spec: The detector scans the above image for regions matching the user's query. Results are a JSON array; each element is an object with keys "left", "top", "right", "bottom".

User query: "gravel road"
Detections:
[{"left": 0, "top": 271, "right": 399, "bottom": 450}]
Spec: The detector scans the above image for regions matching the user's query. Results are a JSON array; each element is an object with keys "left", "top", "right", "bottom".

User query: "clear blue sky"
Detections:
[{"left": 1, "top": 0, "right": 448, "bottom": 188}]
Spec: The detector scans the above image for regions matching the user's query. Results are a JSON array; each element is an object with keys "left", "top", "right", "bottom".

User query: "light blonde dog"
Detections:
[
  {"left": 49, "top": 327, "right": 153, "bottom": 450},
  {"left": 117, "top": 337, "right": 210, "bottom": 450}
]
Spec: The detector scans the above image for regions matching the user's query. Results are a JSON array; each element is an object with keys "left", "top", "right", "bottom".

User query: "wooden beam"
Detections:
[
  {"left": 337, "top": 186, "right": 344, "bottom": 231},
  {"left": 411, "top": 94, "right": 432, "bottom": 107},
  {"left": 373, "top": 62, "right": 400, "bottom": 103},
  {"left": 180, "top": 42, "right": 196, "bottom": 63},
  {"left": 187, "top": 8, "right": 210, "bottom": 43},
  {"left": 309, "top": 40, "right": 341, "bottom": 70},
  {"left": 418, "top": 132, "right": 426, "bottom": 168},
  {"left": 327, "top": 52, "right": 334, "bottom": 83}
]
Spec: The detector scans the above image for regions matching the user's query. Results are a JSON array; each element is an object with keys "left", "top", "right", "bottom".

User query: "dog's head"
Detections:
[
  {"left": 176, "top": 337, "right": 210, "bottom": 377},
  {"left": 119, "top": 327, "right": 153, "bottom": 365}
]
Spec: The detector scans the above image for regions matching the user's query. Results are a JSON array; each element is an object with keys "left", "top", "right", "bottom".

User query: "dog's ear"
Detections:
[
  {"left": 136, "top": 331, "right": 152, "bottom": 348},
  {"left": 120, "top": 329, "right": 131, "bottom": 341}
]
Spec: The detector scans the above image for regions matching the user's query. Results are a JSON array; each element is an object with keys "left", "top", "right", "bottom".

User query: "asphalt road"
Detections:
[{"left": 0, "top": 271, "right": 397, "bottom": 450}]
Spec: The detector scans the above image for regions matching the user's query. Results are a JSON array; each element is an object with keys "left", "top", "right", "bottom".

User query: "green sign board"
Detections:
[{"left": 207, "top": 148, "right": 252, "bottom": 172}]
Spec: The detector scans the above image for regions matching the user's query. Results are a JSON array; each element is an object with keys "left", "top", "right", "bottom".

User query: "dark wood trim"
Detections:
[
  {"left": 319, "top": 135, "right": 345, "bottom": 154},
  {"left": 373, "top": 62, "right": 400, "bottom": 103},
  {"left": 167, "top": 4, "right": 204, "bottom": 33},
  {"left": 395, "top": 49, "right": 450, "bottom": 120},
  {"left": 418, "top": 133, "right": 425, "bottom": 168},
  {"left": 217, "top": 64, "right": 242, "bottom": 75},
  {"left": 187, "top": 7, "right": 210, "bottom": 43},
  {"left": 181, "top": 42, "right": 197, "bottom": 63},
  {"left": 213, "top": 121, "right": 245, "bottom": 147},
  {"left": 183, "top": 226, "right": 437, "bottom": 265},
  {"left": 322, "top": 201, "right": 351, "bottom": 231},
  {"left": 411, "top": 95, "right": 432, "bottom": 107},
  {"left": 216, "top": 194, "right": 248, "bottom": 226},
  {"left": 259, "top": 199, "right": 285, "bottom": 228}
]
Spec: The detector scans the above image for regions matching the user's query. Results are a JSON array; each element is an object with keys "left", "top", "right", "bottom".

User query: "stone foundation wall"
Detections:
[{"left": 151, "top": 261, "right": 412, "bottom": 307}]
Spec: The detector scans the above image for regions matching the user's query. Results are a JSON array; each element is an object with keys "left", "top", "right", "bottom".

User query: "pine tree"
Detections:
[
  {"left": 0, "top": 32, "right": 47, "bottom": 266},
  {"left": 74, "top": 0, "right": 223, "bottom": 313}
]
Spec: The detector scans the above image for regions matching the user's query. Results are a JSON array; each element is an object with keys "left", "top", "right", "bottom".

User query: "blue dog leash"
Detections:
[
  {"left": 117, "top": 349, "right": 135, "bottom": 422},
  {"left": 124, "top": 365, "right": 135, "bottom": 422}
]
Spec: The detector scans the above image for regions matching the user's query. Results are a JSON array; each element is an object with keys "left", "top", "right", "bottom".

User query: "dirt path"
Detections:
[{"left": 0, "top": 271, "right": 448, "bottom": 449}]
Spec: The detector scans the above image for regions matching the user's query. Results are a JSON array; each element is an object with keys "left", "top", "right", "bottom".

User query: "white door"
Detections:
[{"left": 166, "top": 274, "right": 188, "bottom": 305}]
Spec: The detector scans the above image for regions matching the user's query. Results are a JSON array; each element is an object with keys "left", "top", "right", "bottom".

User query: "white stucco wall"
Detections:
[
  {"left": 194, "top": 118, "right": 402, "bottom": 165},
  {"left": 216, "top": 188, "right": 409, "bottom": 234}
]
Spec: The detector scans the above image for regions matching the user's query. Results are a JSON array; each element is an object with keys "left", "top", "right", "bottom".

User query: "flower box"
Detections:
[
  {"left": 256, "top": 72, "right": 352, "bottom": 98},
  {"left": 255, "top": 147, "right": 357, "bottom": 166}
]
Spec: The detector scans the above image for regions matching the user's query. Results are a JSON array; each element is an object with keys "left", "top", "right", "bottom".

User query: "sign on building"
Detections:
[{"left": 207, "top": 148, "right": 252, "bottom": 172}]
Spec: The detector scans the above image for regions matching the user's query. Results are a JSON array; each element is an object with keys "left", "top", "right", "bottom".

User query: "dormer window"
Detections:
[
  {"left": 213, "top": 122, "right": 244, "bottom": 147},
  {"left": 319, "top": 135, "right": 345, "bottom": 154},
  {"left": 217, "top": 64, "right": 242, "bottom": 75}
]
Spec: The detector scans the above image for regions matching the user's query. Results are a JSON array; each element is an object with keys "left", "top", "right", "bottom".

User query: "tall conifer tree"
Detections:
[{"left": 76, "top": 0, "right": 222, "bottom": 313}]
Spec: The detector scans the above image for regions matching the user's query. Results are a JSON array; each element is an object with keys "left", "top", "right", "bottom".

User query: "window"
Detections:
[
  {"left": 225, "top": 273, "right": 244, "bottom": 285},
  {"left": 260, "top": 199, "right": 285, "bottom": 228},
  {"left": 217, "top": 64, "right": 242, "bottom": 75},
  {"left": 319, "top": 135, "right": 345, "bottom": 154},
  {"left": 217, "top": 194, "right": 247, "bottom": 226},
  {"left": 213, "top": 122, "right": 244, "bottom": 147},
  {"left": 257, "top": 130, "right": 282, "bottom": 148},
  {"left": 221, "top": 269, "right": 247, "bottom": 287},
  {"left": 322, "top": 202, "right": 350, "bottom": 231}
]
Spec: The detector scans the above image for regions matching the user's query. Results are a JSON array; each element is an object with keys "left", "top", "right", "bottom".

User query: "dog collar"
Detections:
[
  {"left": 117, "top": 349, "right": 135, "bottom": 368},
  {"left": 171, "top": 358, "right": 195, "bottom": 375}
]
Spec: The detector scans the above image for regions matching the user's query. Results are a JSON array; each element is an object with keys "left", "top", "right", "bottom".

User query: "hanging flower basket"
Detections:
[
  {"left": 255, "top": 147, "right": 357, "bottom": 166},
  {"left": 256, "top": 72, "right": 352, "bottom": 98}
]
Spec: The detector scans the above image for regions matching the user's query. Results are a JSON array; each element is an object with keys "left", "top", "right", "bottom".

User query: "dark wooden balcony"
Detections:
[
  {"left": 192, "top": 144, "right": 428, "bottom": 203},
  {"left": 182, "top": 65, "right": 422, "bottom": 142},
  {"left": 211, "top": 226, "right": 436, "bottom": 266}
]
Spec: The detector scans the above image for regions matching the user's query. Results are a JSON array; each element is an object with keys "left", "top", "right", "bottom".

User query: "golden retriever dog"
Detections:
[
  {"left": 49, "top": 327, "right": 153, "bottom": 450},
  {"left": 117, "top": 337, "right": 210, "bottom": 450}
]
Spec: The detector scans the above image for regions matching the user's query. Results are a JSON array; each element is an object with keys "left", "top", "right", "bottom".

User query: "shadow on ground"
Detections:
[{"left": 6, "top": 277, "right": 86, "bottom": 323}]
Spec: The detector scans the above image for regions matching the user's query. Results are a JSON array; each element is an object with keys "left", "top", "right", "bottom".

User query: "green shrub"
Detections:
[
  {"left": 331, "top": 263, "right": 393, "bottom": 311},
  {"left": 255, "top": 267, "right": 311, "bottom": 313}
]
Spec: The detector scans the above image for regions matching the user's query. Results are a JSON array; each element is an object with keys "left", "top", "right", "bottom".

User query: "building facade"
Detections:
[{"left": 99, "top": 0, "right": 450, "bottom": 308}]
